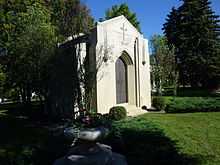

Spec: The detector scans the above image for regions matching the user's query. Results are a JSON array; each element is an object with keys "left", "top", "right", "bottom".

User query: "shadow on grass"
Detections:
[
  {"left": 104, "top": 119, "right": 202, "bottom": 165},
  {"left": 0, "top": 109, "right": 71, "bottom": 165}
]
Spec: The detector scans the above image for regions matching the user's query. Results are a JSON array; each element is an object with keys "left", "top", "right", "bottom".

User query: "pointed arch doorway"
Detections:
[
  {"left": 115, "top": 51, "right": 134, "bottom": 104},
  {"left": 116, "top": 57, "right": 128, "bottom": 104}
]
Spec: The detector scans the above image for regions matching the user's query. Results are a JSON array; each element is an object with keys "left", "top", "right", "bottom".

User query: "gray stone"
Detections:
[
  {"left": 64, "top": 127, "right": 109, "bottom": 142},
  {"left": 53, "top": 143, "right": 127, "bottom": 165}
]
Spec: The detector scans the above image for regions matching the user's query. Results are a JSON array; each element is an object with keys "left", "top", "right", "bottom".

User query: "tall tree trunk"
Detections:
[
  {"left": 38, "top": 94, "right": 44, "bottom": 112},
  {"left": 75, "top": 43, "right": 84, "bottom": 116},
  {"left": 20, "top": 86, "right": 27, "bottom": 104},
  {"left": 26, "top": 83, "right": 31, "bottom": 105}
]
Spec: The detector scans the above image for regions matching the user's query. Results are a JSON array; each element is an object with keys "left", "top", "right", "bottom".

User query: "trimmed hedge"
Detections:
[
  {"left": 165, "top": 97, "right": 220, "bottom": 113},
  {"left": 109, "top": 106, "right": 127, "bottom": 121},
  {"left": 152, "top": 97, "right": 166, "bottom": 111}
]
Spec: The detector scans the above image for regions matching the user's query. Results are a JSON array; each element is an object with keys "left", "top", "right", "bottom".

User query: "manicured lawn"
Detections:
[{"left": 107, "top": 112, "right": 220, "bottom": 165}]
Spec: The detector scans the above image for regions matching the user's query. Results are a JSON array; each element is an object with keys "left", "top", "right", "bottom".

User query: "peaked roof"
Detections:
[{"left": 97, "top": 15, "right": 141, "bottom": 35}]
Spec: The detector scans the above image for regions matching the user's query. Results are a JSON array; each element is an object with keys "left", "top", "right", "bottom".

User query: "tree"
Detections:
[
  {"left": 1, "top": 1, "right": 57, "bottom": 105},
  {"left": 1, "top": 0, "right": 96, "bottom": 118},
  {"left": 150, "top": 35, "right": 178, "bottom": 96},
  {"left": 105, "top": 3, "right": 141, "bottom": 32},
  {"left": 163, "top": 7, "right": 180, "bottom": 50},
  {"left": 50, "top": 0, "right": 94, "bottom": 110},
  {"left": 49, "top": 0, "right": 94, "bottom": 39},
  {"left": 163, "top": 0, "right": 220, "bottom": 89}
]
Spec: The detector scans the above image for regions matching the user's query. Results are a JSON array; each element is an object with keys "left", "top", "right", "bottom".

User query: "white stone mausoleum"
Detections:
[{"left": 78, "top": 15, "right": 151, "bottom": 115}]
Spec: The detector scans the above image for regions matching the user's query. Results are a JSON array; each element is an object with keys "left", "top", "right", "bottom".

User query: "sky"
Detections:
[{"left": 83, "top": 0, "right": 220, "bottom": 39}]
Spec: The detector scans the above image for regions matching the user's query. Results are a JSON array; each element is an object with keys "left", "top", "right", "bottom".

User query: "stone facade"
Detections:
[{"left": 88, "top": 15, "right": 151, "bottom": 114}]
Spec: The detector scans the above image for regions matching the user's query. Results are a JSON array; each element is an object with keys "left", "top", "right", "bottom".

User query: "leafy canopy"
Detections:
[
  {"left": 150, "top": 35, "right": 177, "bottom": 95},
  {"left": 105, "top": 3, "right": 141, "bottom": 32},
  {"left": 0, "top": 0, "right": 57, "bottom": 103},
  {"left": 50, "top": 0, "right": 94, "bottom": 39}
]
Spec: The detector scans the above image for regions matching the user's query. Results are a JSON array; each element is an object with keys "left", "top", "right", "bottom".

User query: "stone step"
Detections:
[{"left": 124, "top": 105, "right": 148, "bottom": 117}]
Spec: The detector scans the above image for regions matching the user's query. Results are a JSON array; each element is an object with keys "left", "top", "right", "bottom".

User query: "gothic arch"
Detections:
[
  {"left": 115, "top": 57, "right": 128, "bottom": 104},
  {"left": 120, "top": 51, "right": 133, "bottom": 65},
  {"left": 115, "top": 51, "right": 135, "bottom": 105}
]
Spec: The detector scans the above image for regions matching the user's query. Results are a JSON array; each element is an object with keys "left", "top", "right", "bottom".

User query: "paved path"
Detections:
[{"left": 124, "top": 105, "right": 148, "bottom": 116}]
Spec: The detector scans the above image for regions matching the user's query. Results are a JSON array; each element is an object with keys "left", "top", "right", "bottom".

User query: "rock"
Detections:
[
  {"left": 78, "top": 127, "right": 109, "bottom": 141},
  {"left": 53, "top": 143, "right": 127, "bottom": 165},
  {"left": 64, "top": 127, "right": 109, "bottom": 142},
  {"left": 56, "top": 127, "right": 126, "bottom": 164}
]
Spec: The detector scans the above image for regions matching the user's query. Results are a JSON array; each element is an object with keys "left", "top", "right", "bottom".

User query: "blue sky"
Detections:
[{"left": 84, "top": 0, "right": 220, "bottom": 39}]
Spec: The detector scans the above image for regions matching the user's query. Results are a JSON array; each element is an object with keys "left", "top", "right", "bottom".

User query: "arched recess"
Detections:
[
  {"left": 115, "top": 51, "right": 135, "bottom": 105},
  {"left": 120, "top": 51, "right": 133, "bottom": 65},
  {"left": 134, "top": 38, "right": 140, "bottom": 107}
]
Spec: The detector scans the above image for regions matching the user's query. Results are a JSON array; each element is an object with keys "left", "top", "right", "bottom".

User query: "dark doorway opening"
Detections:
[{"left": 116, "top": 57, "right": 128, "bottom": 104}]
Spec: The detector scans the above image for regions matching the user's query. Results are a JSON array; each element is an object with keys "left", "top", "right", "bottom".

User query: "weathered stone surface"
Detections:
[
  {"left": 64, "top": 127, "right": 109, "bottom": 142},
  {"left": 53, "top": 143, "right": 127, "bottom": 165}
]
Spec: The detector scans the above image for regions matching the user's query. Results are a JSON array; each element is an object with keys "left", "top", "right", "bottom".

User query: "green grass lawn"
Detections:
[{"left": 107, "top": 112, "right": 220, "bottom": 165}]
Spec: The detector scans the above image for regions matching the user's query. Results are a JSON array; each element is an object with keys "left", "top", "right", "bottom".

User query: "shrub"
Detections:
[
  {"left": 109, "top": 106, "right": 127, "bottom": 121},
  {"left": 165, "top": 97, "right": 220, "bottom": 113},
  {"left": 152, "top": 97, "right": 166, "bottom": 111},
  {"left": 162, "top": 87, "right": 218, "bottom": 97}
]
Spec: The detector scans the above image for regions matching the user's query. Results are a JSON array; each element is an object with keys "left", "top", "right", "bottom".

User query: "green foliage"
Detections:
[
  {"left": 109, "top": 106, "right": 127, "bottom": 121},
  {"left": 15, "top": 2, "right": 57, "bottom": 93},
  {"left": 3, "top": 104, "right": 220, "bottom": 164},
  {"left": 1, "top": 1, "right": 57, "bottom": 104},
  {"left": 48, "top": 0, "right": 95, "bottom": 115},
  {"left": 163, "top": 0, "right": 220, "bottom": 88},
  {"left": 104, "top": 112, "right": 220, "bottom": 164},
  {"left": 105, "top": 3, "right": 141, "bottom": 32},
  {"left": 105, "top": 115, "right": 200, "bottom": 164},
  {"left": 152, "top": 97, "right": 166, "bottom": 111},
  {"left": 150, "top": 35, "right": 178, "bottom": 95},
  {"left": 50, "top": 0, "right": 94, "bottom": 39},
  {"left": 162, "top": 87, "right": 217, "bottom": 97},
  {"left": 165, "top": 97, "right": 220, "bottom": 113},
  {"left": 0, "top": 0, "right": 95, "bottom": 116}
]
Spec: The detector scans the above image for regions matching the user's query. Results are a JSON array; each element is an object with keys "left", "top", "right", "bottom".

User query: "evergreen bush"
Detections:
[
  {"left": 165, "top": 97, "right": 220, "bottom": 113},
  {"left": 152, "top": 97, "right": 166, "bottom": 111},
  {"left": 109, "top": 106, "right": 127, "bottom": 121}
]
